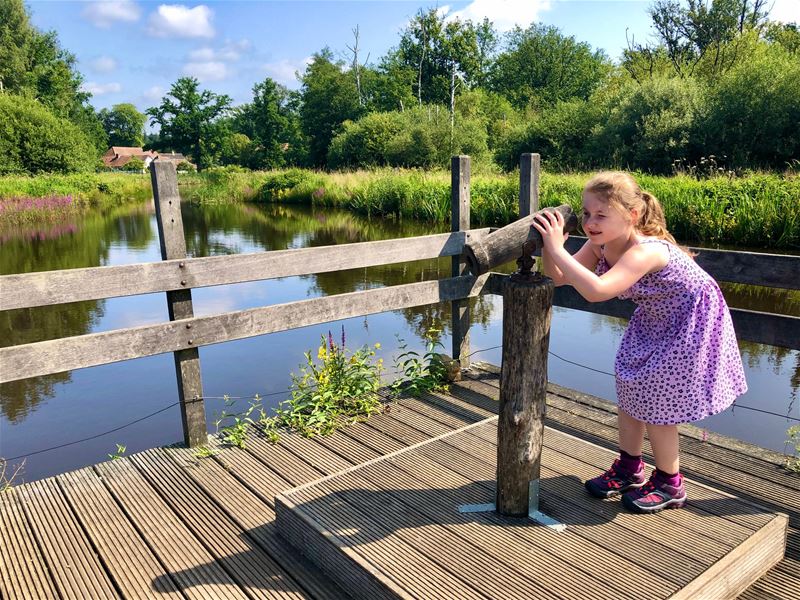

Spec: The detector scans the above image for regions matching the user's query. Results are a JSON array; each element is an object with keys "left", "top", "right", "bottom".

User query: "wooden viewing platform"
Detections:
[
  {"left": 1, "top": 367, "right": 798, "bottom": 599},
  {"left": 2, "top": 156, "right": 798, "bottom": 598}
]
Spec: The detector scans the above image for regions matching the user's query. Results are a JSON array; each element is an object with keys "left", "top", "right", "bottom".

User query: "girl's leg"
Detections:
[
  {"left": 618, "top": 408, "right": 646, "bottom": 456},
  {"left": 645, "top": 423, "right": 680, "bottom": 474}
]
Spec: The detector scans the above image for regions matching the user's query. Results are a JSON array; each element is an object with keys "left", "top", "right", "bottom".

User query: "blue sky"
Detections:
[{"left": 28, "top": 0, "right": 800, "bottom": 113}]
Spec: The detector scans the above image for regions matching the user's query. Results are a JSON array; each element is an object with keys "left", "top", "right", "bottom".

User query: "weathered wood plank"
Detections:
[
  {"left": 518, "top": 153, "right": 540, "bottom": 218},
  {"left": 551, "top": 282, "right": 800, "bottom": 349},
  {"left": 0, "top": 229, "right": 489, "bottom": 310},
  {"left": 151, "top": 161, "right": 207, "bottom": 447},
  {"left": 95, "top": 457, "right": 249, "bottom": 599},
  {"left": 562, "top": 236, "right": 800, "bottom": 290},
  {"left": 0, "top": 491, "right": 58, "bottom": 600},
  {"left": 0, "top": 274, "right": 490, "bottom": 383},
  {"left": 16, "top": 479, "right": 118, "bottom": 599},
  {"left": 451, "top": 155, "right": 471, "bottom": 366},
  {"left": 57, "top": 467, "right": 184, "bottom": 600}
]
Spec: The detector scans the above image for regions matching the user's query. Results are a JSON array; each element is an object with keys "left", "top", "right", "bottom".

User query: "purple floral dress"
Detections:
[{"left": 596, "top": 239, "right": 747, "bottom": 425}]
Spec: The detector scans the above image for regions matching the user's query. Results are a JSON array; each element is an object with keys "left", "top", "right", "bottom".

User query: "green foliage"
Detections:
[
  {"left": 329, "top": 105, "right": 489, "bottom": 170},
  {"left": 215, "top": 395, "right": 262, "bottom": 449},
  {"left": 277, "top": 328, "right": 384, "bottom": 436},
  {"left": 229, "top": 77, "right": 302, "bottom": 169},
  {"left": 219, "top": 132, "right": 253, "bottom": 167},
  {"left": 0, "top": 172, "right": 151, "bottom": 204},
  {"left": 597, "top": 77, "right": 703, "bottom": 173},
  {"left": 784, "top": 425, "right": 800, "bottom": 474},
  {"left": 700, "top": 41, "right": 800, "bottom": 170},
  {"left": 108, "top": 444, "right": 126, "bottom": 461},
  {"left": 391, "top": 328, "right": 449, "bottom": 397},
  {"left": 0, "top": 94, "right": 97, "bottom": 175},
  {"left": 146, "top": 77, "right": 232, "bottom": 170},
  {"left": 100, "top": 103, "right": 146, "bottom": 148},
  {"left": 489, "top": 23, "right": 611, "bottom": 108},
  {"left": 121, "top": 157, "right": 145, "bottom": 172},
  {"left": 193, "top": 445, "right": 218, "bottom": 459},
  {"left": 299, "top": 49, "right": 364, "bottom": 166}
]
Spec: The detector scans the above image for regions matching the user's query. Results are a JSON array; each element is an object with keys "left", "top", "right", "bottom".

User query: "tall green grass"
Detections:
[
  {"left": 0, "top": 172, "right": 153, "bottom": 206},
  {"left": 253, "top": 168, "right": 800, "bottom": 249}
]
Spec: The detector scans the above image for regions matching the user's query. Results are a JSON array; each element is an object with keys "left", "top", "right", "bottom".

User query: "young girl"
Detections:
[{"left": 532, "top": 171, "right": 747, "bottom": 514}]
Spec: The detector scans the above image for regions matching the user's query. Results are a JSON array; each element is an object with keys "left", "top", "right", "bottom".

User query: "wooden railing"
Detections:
[{"left": 1, "top": 156, "right": 797, "bottom": 447}]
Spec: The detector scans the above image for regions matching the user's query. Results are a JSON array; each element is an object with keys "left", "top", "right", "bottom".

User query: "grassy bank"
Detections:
[
  {"left": 2, "top": 168, "right": 797, "bottom": 249},
  {"left": 244, "top": 168, "right": 799, "bottom": 249}
]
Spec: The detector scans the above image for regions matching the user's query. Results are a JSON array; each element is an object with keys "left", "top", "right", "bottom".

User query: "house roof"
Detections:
[{"left": 102, "top": 147, "right": 158, "bottom": 168}]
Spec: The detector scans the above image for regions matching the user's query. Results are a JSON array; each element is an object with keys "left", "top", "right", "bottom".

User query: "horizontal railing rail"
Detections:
[
  {"left": 0, "top": 274, "right": 491, "bottom": 384},
  {"left": 0, "top": 229, "right": 491, "bottom": 311}
]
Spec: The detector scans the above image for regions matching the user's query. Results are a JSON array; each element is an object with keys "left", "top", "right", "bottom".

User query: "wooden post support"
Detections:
[
  {"left": 150, "top": 161, "right": 207, "bottom": 448},
  {"left": 451, "top": 155, "right": 471, "bottom": 367},
  {"left": 519, "top": 153, "right": 540, "bottom": 218},
  {"left": 496, "top": 273, "right": 554, "bottom": 516}
]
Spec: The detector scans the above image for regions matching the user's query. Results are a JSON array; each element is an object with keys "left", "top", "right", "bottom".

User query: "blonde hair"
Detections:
[{"left": 583, "top": 171, "right": 694, "bottom": 255}]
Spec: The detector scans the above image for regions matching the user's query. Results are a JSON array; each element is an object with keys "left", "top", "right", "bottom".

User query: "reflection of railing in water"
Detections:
[{"left": 1, "top": 157, "right": 798, "bottom": 452}]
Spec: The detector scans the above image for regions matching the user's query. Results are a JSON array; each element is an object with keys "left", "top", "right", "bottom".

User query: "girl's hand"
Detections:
[{"left": 532, "top": 210, "right": 569, "bottom": 253}]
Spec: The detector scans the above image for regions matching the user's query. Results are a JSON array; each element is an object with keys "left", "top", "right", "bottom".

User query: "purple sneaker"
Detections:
[
  {"left": 585, "top": 459, "right": 646, "bottom": 498},
  {"left": 622, "top": 471, "right": 687, "bottom": 514}
]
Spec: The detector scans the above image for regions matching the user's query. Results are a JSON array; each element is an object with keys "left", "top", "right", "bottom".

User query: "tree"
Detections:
[
  {"left": 100, "top": 103, "right": 146, "bottom": 147},
  {"left": 231, "top": 77, "right": 297, "bottom": 168},
  {"left": 298, "top": 49, "right": 362, "bottom": 166},
  {"left": 0, "top": 93, "right": 96, "bottom": 174},
  {"left": 489, "top": 24, "right": 610, "bottom": 109},
  {"left": 146, "top": 77, "right": 232, "bottom": 170},
  {"left": 635, "top": 0, "right": 770, "bottom": 78}
]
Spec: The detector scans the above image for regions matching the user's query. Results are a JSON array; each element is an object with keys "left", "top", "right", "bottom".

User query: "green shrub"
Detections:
[
  {"left": 121, "top": 158, "right": 145, "bottom": 172},
  {"left": 0, "top": 94, "right": 97, "bottom": 175}
]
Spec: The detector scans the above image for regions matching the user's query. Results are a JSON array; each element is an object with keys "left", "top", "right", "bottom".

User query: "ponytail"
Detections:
[{"left": 638, "top": 192, "right": 695, "bottom": 256}]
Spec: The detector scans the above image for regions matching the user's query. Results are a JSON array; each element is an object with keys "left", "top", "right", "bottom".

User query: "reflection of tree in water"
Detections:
[{"left": 0, "top": 203, "right": 153, "bottom": 423}]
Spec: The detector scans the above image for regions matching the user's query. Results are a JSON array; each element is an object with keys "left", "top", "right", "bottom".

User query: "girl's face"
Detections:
[{"left": 581, "top": 191, "right": 635, "bottom": 246}]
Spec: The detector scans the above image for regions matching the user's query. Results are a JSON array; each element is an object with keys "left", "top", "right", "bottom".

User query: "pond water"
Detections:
[{"left": 1, "top": 200, "right": 798, "bottom": 483}]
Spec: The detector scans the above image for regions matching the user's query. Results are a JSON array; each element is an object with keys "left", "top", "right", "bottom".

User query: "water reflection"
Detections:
[{"left": 1, "top": 199, "right": 798, "bottom": 482}]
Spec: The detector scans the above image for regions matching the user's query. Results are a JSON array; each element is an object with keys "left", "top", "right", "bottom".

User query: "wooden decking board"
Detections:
[
  {"left": 243, "top": 435, "right": 327, "bottom": 485},
  {"left": 337, "top": 421, "right": 407, "bottom": 455},
  {"left": 378, "top": 402, "right": 457, "bottom": 437},
  {"left": 57, "top": 467, "right": 184, "bottom": 600},
  {"left": 277, "top": 431, "right": 352, "bottom": 473},
  {"left": 131, "top": 449, "right": 306, "bottom": 600},
  {"left": 378, "top": 449, "right": 679, "bottom": 596},
  {"left": 292, "top": 469, "right": 566, "bottom": 600},
  {"left": 96, "top": 457, "right": 248, "bottom": 600},
  {"left": 175, "top": 443, "right": 353, "bottom": 600},
  {"left": 16, "top": 478, "right": 118, "bottom": 599},
  {"left": 0, "top": 492, "right": 58, "bottom": 600},
  {"left": 415, "top": 430, "right": 728, "bottom": 581},
  {"left": 542, "top": 390, "right": 800, "bottom": 507},
  {"left": 418, "top": 433, "right": 731, "bottom": 573},
  {"left": 544, "top": 380, "right": 800, "bottom": 492},
  {"left": 284, "top": 476, "right": 487, "bottom": 600},
  {"left": 204, "top": 436, "right": 295, "bottom": 502},
  {"left": 312, "top": 428, "right": 383, "bottom": 464}
]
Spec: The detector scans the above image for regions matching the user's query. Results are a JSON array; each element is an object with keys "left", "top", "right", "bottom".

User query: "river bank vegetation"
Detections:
[{"left": 1, "top": 167, "right": 798, "bottom": 249}]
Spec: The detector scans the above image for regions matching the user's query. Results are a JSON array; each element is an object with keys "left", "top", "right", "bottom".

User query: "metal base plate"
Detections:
[{"left": 457, "top": 480, "right": 566, "bottom": 532}]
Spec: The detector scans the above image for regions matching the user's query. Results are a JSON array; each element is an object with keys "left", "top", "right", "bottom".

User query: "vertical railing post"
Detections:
[
  {"left": 150, "top": 161, "right": 207, "bottom": 447},
  {"left": 519, "top": 153, "right": 540, "bottom": 217},
  {"left": 496, "top": 274, "right": 554, "bottom": 516},
  {"left": 451, "top": 155, "right": 471, "bottom": 367}
]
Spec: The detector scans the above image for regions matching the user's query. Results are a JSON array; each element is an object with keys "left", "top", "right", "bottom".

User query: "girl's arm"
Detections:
[
  {"left": 541, "top": 239, "right": 599, "bottom": 287},
  {"left": 533, "top": 211, "right": 664, "bottom": 302}
]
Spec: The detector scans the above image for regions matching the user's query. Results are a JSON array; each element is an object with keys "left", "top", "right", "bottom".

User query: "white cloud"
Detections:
[
  {"left": 147, "top": 4, "right": 215, "bottom": 39},
  {"left": 446, "top": 0, "right": 553, "bottom": 32},
  {"left": 183, "top": 61, "right": 228, "bottom": 81},
  {"left": 143, "top": 85, "right": 165, "bottom": 101},
  {"left": 89, "top": 56, "right": 117, "bottom": 73},
  {"left": 82, "top": 1, "right": 141, "bottom": 28},
  {"left": 188, "top": 40, "right": 249, "bottom": 63},
  {"left": 770, "top": 0, "right": 800, "bottom": 24},
  {"left": 81, "top": 81, "right": 123, "bottom": 95},
  {"left": 263, "top": 57, "right": 312, "bottom": 86}
]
